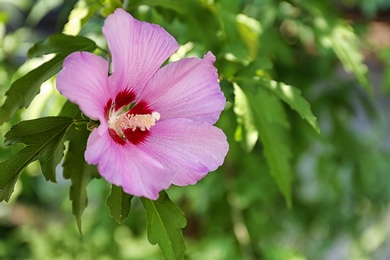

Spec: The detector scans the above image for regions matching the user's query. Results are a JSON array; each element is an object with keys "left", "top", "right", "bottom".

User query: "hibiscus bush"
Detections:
[{"left": 1, "top": 0, "right": 390, "bottom": 259}]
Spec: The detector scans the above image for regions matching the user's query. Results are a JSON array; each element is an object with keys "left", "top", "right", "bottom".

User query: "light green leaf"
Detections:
[
  {"left": 27, "top": 34, "right": 97, "bottom": 58},
  {"left": 330, "top": 21, "right": 370, "bottom": 92},
  {"left": 0, "top": 117, "right": 73, "bottom": 201},
  {"left": 256, "top": 77, "right": 320, "bottom": 133},
  {"left": 100, "top": 0, "right": 123, "bottom": 17},
  {"left": 236, "top": 13, "right": 262, "bottom": 59},
  {"left": 0, "top": 54, "right": 66, "bottom": 125},
  {"left": 129, "top": 0, "right": 186, "bottom": 14},
  {"left": 4, "top": 116, "right": 73, "bottom": 182},
  {"left": 236, "top": 78, "right": 289, "bottom": 128},
  {"left": 314, "top": 16, "right": 370, "bottom": 92},
  {"left": 63, "top": 126, "right": 95, "bottom": 233},
  {"left": 233, "top": 84, "right": 258, "bottom": 152},
  {"left": 234, "top": 84, "right": 293, "bottom": 207},
  {"left": 106, "top": 185, "right": 133, "bottom": 224},
  {"left": 141, "top": 191, "right": 187, "bottom": 260}
]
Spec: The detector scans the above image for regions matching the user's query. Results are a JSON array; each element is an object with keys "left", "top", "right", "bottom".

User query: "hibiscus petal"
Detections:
[
  {"left": 85, "top": 128, "right": 172, "bottom": 199},
  {"left": 56, "top": 51, "right": 110, "bottom": 123},
  {"left": 103, "top": 8, "right": 179, "bottom": 96},
  {"left": 138, "top": 118, "right": 229, "bottom": 186},
  {"left": 139, "top": 52, "right": 225, "bottom": 124}
]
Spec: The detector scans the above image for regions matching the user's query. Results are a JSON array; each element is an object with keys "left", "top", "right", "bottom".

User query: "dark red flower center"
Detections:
[{"left": 104, "top": 90, "right": 159, "bottom": 145}]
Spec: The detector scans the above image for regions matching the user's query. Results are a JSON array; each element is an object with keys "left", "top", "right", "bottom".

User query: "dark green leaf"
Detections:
[
  {"left": 4, "top": 116, "right": 73, "bottom": 182},
  {"left": 235, "top": 84, "right": 293, "bottom": 207},
  {"left": 58, "top": 101, "right": 82, "bottom": 118},
  {"left": 0, "top": 33, "right": 97, "bottom": 125},
  {"left": 0, "top": 54, "right": 66, "bottom": 125},
  {"left": 141, "top": 191, "right": 187, "bottom": 260},
  {"left": 27, "top": 34, "right": 97, "bottom": 58},
  {"left": 55, "top": 0, "right": 78, "bottom": 33},
  {"left": 0, "top": 146, "right": 38, "bottom": 202},
  {"left": 4, "top": 117, "right": 72, "bottom": 146},
  {"left": 235, "top": 57, "right": 273, "bottom": 79},
  {"left": 220, "top": 79, "right": 234, "bottom": 103},
  {"left": 63, "top": 125, "right": 95, "bottom": 233},
  {"left": 257, "top": 77, "right": 320, "bottom": 133},
  {"left": 106, "top": 185, "right": 133, "bottom": 224}
]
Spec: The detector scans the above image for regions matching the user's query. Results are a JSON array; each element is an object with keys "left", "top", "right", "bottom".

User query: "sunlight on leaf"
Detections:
[
  {"left": 0, "top": 54, "right": 66, "bottom": 125},
  {"left": 330, "top": 22, "right": 370, "bottom": 92},
  {"left": 233, "top": 84, "right": 259, "bottom": 152},
  {"left": 257, "top": 77, "right": 320, "bottom": 133},
  {"left": 313, "top": 15, "right": 371, "bottom": 92},
  {"left": 63, "top": 0, "right": 90, "bottom": 35},
  {"left": 236, "top": 13, "right": 262, "bottom": 58},
  {"left": 0, "top": 32, "right": 97, "bottom": 125},
  {"left": 234, "top": 84, "right": 293, "bottom": 207}
]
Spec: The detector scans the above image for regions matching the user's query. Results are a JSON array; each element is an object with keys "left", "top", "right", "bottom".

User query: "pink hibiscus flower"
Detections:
[{"left": 56, "top": 8, "right": 228, "bottom": 199}]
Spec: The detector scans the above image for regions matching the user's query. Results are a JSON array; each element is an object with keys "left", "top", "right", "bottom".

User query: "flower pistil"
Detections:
[{"left": 108, "top": 106, "right": 160, "bottom": 140}]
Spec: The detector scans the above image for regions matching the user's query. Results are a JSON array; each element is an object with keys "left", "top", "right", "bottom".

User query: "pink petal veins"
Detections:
[
  {"left": 85, "top": 129, "right": 172, "bottom": 199},
  {"left": 56, "top": 52, "right": 110, "bottom": 126},
  {"left": 139, "top": 52, "right": 226, "bottom": 124},
  {"left": 103, "top": 8, "right": 179, "bottom": 97},
  {"left": 139, "top": 118, "right": 229, "bottom": 186}
]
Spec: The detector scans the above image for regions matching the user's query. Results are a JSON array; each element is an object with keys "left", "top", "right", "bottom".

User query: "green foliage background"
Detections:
[{"left": 1, "top": 0, "right": 390, "bottom": 259}]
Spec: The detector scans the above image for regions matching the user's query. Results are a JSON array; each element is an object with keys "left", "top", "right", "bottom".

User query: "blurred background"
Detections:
[{"left": 1, "top": 0, "right": 390, "bottom": 259}]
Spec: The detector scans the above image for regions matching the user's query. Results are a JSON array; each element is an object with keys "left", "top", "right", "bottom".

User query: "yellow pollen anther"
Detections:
[{"left": 110, "top": 111, "right": 160, "bottom": 136}]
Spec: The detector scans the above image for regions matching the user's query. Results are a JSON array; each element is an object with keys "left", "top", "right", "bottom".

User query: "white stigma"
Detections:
[{"left": 109, "top": 111, "right": 161, "bottom": 137}]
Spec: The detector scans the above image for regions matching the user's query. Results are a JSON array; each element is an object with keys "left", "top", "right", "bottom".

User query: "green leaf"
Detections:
[
  {"left": 313, "top": 15, "right": 371, "bottom": 92},
  {"left": 100, "top": 0, "right": 123, "bottom": 17},
  {"left": 0, "top": 117, "right": 73, "bottom": 201},
  {"left": 234, "top": 84, "right": 293, "bottom": 207},
  {"left": 0, "top": 54, "right": 66, "bottom": 125},
  {"left": 0, "top": 147, "right": 38, "bottom": 202},
  {"left": 0, "top": 34, "right": 97, "bottom": 125},
  {"left": 27, "top": 34, "right": 97, "bottom": 58},
  {"left": 55, "top": 0, "right": 79, "bottom": 32},
  {"left": 106, "top": 185, "right": 133, "bottom": 224},
  {"left": 63, "top": 125, "right": 95, "bottom": 233},
  {"left": 233, "top": 84, "right": 259, "bottom": 152},
  {"left": 4, "top": 116, "right": 73, "bottom": 182},
  {"left": 58, "top": 101, "right": 82, "bottom": 118},
  {"left": 129, "top": 0, "right": 186, "bottom": 14},
  {"left": 141, "top": 191, "right": 187, "bottom": 260},
  {"left": 236, "top": 78, "right": 289, "bottom": 128},
  {"left": 329, "top": 21, "right": 370, "bottom": 92},
  {"left": 256, "top": 77, "right": 320, "bottom": 133},
  {"left": 235, "top": 13, "right": 262, "bottom": 59}
]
